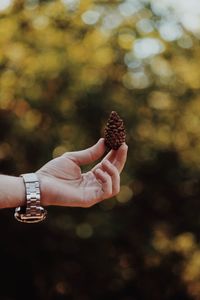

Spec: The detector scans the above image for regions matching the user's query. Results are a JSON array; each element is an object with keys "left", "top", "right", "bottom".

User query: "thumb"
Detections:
[{"left": 64, "top": 138, "right": 106, "bottom": 165}]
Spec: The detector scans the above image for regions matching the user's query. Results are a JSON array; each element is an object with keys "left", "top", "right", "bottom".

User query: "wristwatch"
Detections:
[{"left": 14, "top": 173, "right": 47, "bottom": 223}]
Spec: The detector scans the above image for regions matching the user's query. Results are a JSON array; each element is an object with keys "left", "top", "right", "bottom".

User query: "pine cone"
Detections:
[{"left": 104, "top": 111, "right": 126, "bottom": 150}]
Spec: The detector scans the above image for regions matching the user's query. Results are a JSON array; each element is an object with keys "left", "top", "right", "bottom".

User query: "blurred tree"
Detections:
[{"left": 1, "top": 0, "right": 200, "bottom": 299}]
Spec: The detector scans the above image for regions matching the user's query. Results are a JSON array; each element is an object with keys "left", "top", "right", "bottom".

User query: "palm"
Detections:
[
  {"left": 36, "top": 139, "right": 128, "bottom": 207},
  {"left": 37, "top": 155, "right": 103, "bottom": 207}
]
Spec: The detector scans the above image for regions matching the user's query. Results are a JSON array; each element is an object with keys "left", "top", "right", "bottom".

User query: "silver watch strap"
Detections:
[
  {"left": 14, "top": 173, "right": 47, "bottom": 223},
  {"left": 21, "top": 173, "right": 41, "bottom": 216}
]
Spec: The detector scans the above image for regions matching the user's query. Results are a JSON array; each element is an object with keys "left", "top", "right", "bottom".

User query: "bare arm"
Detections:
[
  {"left": 0, "top": 139, "right": 128, "bottom": 209},
  {"left": 0, "top": 175, "right": 25, "bottom": 208}
]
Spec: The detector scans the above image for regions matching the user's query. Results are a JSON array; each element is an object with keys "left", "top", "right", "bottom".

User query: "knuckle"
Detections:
[{"left": 103, "top": 173, "right": 110, "bottom": 183}]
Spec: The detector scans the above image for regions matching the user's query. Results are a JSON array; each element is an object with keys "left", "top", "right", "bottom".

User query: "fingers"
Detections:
[
  {"left": 112, "top": 143, "right": 128, "bottom": 173},
  {"left": 64, "top": 138, "right": 106, "bottom": 165},
  {"left": 102, "top": 159, "right": 120, "bottom": 195},
  {"left": 92, "top": 143, "right": 128, "bottom": 174},
  {"left": 94, "top": 159, "right": 120, "bottom": 199},
  {"left": 94, "top": 168, "right": 112, "bottom": 198}
]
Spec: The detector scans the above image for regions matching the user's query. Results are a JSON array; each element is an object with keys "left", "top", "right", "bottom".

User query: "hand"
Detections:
[{"left": 36, "top": 138, "right": 128, "bottom": 208}]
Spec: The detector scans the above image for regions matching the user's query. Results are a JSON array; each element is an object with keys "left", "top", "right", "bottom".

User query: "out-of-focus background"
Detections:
[{"left": 1, "top": 0, "right": 200, "bottom": 299}]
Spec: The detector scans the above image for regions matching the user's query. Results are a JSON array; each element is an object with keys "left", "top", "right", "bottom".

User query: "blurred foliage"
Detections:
[{"left": 1, "top": 0, "right": 200, "bottom": 299}]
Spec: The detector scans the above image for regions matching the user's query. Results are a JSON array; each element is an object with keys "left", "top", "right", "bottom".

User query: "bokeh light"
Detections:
[{"left": 1, "top": 0, "right": 200, "bottom": 299}]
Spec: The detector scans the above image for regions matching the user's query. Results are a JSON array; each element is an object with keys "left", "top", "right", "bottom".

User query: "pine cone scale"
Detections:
[{"left": 104, "top": 111, "right": 126, "bottom": 150}]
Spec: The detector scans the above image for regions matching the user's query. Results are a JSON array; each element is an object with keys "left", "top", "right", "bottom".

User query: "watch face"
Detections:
[{"left": 14, "top": 207, "right": 47, "bottom": 223}]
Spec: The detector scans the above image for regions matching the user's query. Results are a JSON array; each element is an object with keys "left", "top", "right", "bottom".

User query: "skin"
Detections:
[{"left": 0, "top": 138, "right": 128, "bottom": 209}]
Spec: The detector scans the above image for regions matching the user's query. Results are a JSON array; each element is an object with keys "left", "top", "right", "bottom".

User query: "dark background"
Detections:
[{"left": 1, "top": 0, "right": 200, "bottom": 299}]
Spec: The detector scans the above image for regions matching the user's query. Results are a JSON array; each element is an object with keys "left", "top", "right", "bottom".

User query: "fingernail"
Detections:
[
  {"left": 122, "top": 143, "right": 128, "bottom": 149},
  {"left": 94, "top": 168, "right": 100, "bottom": 174},
  {"left": 99, "top": 138, "right": 105, "bottom": 142}
]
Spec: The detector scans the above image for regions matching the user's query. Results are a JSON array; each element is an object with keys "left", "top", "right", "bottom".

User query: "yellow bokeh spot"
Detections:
[
  {"left": 116, "top": 185, "right": 133, "bottom": 203},
  {"left": 183, "top": 250, "right": 200, "bottom": 281},
  {"left": 83, "top": 29, "right": 109, "bottom": 50},
  {"left": 76, "top": 222, "right": 93, "bottom": 239},
  {"left": 173, "top": 57, "right": 200, "bottom": 89},
  {"left": 20, "top": 109, "right": 42, "bottom": 130},
  {"left": 156, "top": 125, "right": 171, "bottom": 146},
  {"left": 148, "top": 91, "right": 173, "bottom": 110},
  {"left": 173, "top": 232, "right": 196, "bottom": 255},
  {"left": 53, "top": 145, "right": 68, "bottom": 158},
  {"left": 173, "top": 131, "right": 189, "bottom": 150},
  {"left": 6, "top": 43, "right": 26, "bottom": 65},
  {"left": 152, "top": 227, "right": 172, "bottom": 254},
  {"left": 118, "top": 32, "right": 135, "bottom": 50},
  {"left": 136, "top": 121, "right": 153, "bottom": 140},
  {"left": 92, "top": 47, "right": 114, "bottom": 66}
]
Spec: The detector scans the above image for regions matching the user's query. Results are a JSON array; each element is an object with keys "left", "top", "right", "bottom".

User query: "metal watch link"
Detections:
[{"left": 14, "top": 173, "right": 47, "bottom": 223}]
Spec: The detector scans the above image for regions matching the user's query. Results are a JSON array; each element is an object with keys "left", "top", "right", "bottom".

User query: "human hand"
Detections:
[{"left": 36, "top": 138, "right": 128, "bottom": 208}]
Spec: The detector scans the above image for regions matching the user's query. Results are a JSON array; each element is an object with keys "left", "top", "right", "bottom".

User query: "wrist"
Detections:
[
  {"left": 36, "top": 173, "right": 73, "bottom": 207},
  {"left": 14, "top": 173, "right": 47, "bottom": 223},
  {"left": 36, "top": 173, "right": 52, "bottom": 206}
]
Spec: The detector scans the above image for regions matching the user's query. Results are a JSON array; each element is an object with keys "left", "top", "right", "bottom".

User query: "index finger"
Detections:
[{"left": 64, "top": 138, "right": 106, "bottom": 165}]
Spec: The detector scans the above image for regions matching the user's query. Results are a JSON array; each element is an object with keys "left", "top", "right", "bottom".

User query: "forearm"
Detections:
[{"left": 0, "top": 175, "right": 25, "bottom": 209}]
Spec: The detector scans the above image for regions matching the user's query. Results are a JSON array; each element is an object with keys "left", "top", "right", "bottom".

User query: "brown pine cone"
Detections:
[{"left": 104, "top": 111, "right": 126, "bottom": 150}]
